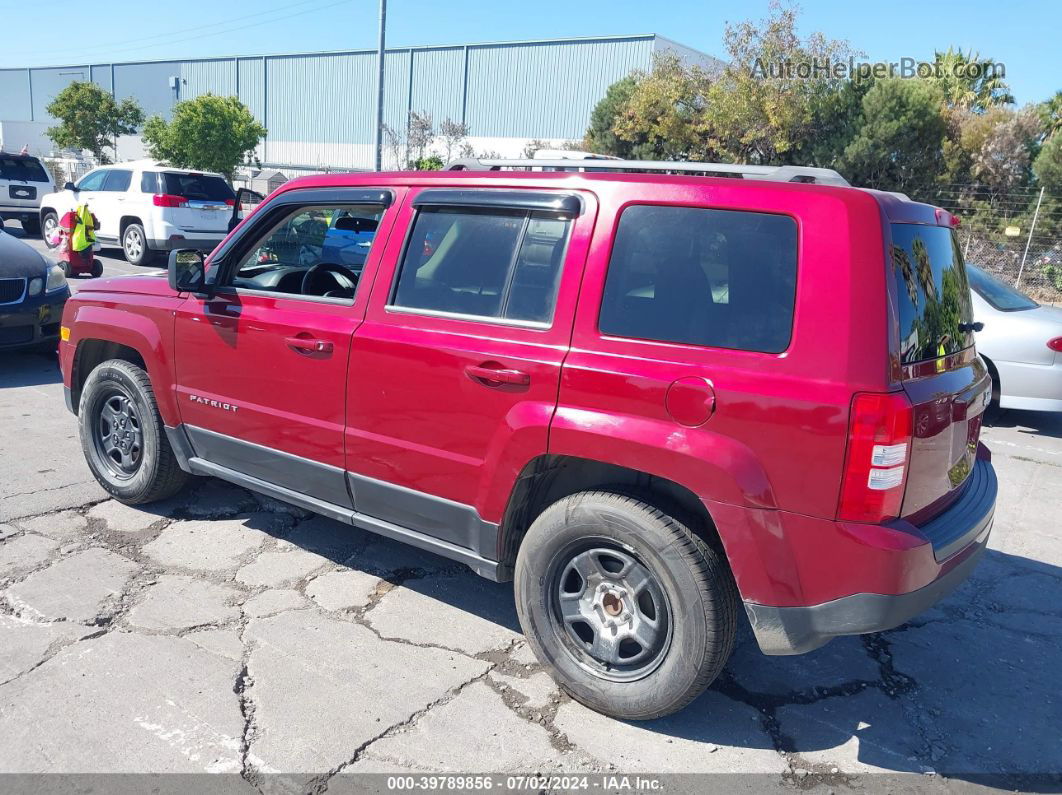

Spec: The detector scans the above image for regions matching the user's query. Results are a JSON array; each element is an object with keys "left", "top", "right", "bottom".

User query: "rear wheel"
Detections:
[
  {"left": 514, "top": 491, "right": 738, "bottom": 720},
  {"left": 122, "top": 223, "right": 155, "bottom": 266},
  {"left": 41, "top": 211, "right": 59, "bottom": 248},
  {"left": 90, "top": 259, "right": 104, "bottom": 278},
  {"left": 22, "top": 216, "right": 41, "bottom": 236},
  {"left": 79, "top": 359, "right": 190, "bottom": 504}
]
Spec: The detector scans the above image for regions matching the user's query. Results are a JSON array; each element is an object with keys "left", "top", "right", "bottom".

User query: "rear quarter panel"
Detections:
[{"left": 552, "top": 178, "right": 890, "bottom": 518}]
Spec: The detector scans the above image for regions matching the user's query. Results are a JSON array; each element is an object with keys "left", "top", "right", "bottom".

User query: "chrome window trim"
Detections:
[{"left": 383, "top": 303, "right": 550, "bottom": 330}]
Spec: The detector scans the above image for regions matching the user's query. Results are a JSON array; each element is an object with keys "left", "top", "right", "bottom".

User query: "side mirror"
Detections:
[
  {"left": 64, "top": 181, "right": 77, "bottom": 191},
  {"left": 168, "top": 249, "right": 209, "bottom": 295}
]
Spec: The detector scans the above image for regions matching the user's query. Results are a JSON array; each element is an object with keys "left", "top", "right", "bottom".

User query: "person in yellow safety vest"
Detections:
[
  {"left": 70, "top": 204, "right": 97, "bottom": 253},
  {"left": 935, "top": 334, "right": 950, "bottom": 373}
]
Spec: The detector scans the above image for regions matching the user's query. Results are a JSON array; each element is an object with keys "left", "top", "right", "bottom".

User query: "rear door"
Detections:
[
  {"left": 344, "top": 187, "right": 593, "bottom": 549},
  {"left": 890, "top": 222, "right": 991, "bottom": 521},
  {"left": 160, "top": 171, "right": 235, "bottom": 234}
]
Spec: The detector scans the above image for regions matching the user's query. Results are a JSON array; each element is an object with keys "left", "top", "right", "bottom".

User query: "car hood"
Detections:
[
  {"left": 0, "top": 231, "right": 48, "bottom": 278},
  {"left": 75, "top": 272, "right": 173, "bottom": 297}
]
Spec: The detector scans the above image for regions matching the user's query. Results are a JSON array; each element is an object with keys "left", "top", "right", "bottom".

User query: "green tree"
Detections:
[
  {"left": 930, "top": 48, "right": 1014, "bottom": 112},
  {"left": 839, "top": 78, "right": 947, "bottom": 195},
  {"left": 142, "top": 94, "right": 266, "bottom": 180},
  {"left": 45, "top": 81, "right": 144, "bottom": 163},
  {"left": 1038, "top": 90, "right": 1062, "bottom": 137},
  {"left": 1033, "top": 133, "right": 1062, "bottom": 193},
  {"left": 584, "top": 76, "right": 670, "bottom": 159}
]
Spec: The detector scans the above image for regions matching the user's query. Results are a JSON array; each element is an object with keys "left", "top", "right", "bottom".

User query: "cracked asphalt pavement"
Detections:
[{"left": 1, "top": 344, "right": 1060, "bottom": 792}]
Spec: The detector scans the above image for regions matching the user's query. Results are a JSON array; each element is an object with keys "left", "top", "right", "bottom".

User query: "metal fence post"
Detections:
[{"left": 1016, "top": 186, "right": 1045, "bottom": 288}]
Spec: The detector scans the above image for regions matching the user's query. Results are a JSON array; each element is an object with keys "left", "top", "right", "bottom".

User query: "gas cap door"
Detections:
[{"left": 665, "top": 376, "right": 716, "bottom": 427}]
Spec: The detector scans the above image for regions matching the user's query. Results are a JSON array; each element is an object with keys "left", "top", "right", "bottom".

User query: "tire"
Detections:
[
  {"left": 90, "top": 259, "right": 104, "bottom": 278},
  {"left": 22, "top": 216, "right": 41, "bottom": 236},
  {"left": 514, "top": 491, "right": 738, "bottom": 720},
  {"left": 78, "top": 358, "right": 190, "bottom": 504},
  {"left": 41, "top": 211, "right": 59, "bottom": 249},
  {"left": 122, "top": 223, "right": 155, "bottom": 266}
]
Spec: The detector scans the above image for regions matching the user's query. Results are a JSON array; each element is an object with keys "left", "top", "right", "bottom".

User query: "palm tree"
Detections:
[
  {"left": 1039, "top": 90, "right": 1062, "bottom": 137},
  {"left": 932, "top": 48, "right": 1014, "bottom": 112}
]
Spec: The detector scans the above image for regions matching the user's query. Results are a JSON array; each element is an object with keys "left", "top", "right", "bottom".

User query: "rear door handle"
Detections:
[
  {"left": 285, "top": 335, "right": 333, "bottom": 354},
  {"left": 465, "top": 364, "right": 530, "bottom": 386}
]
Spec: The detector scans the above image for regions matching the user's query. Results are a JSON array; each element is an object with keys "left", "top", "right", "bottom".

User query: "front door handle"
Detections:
[
  {"left": 465, "top": 363, "right": 530, "bottom": 386},
  {"left": 285, "top": 335, "right": 333, "bottom": 354}
]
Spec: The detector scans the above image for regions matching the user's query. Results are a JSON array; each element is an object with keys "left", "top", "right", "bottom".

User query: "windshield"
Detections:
[
  {"left": 890, "top": 223, "right": 975, "bottom": 364},
  {"left": 966, "top": 264, "right": 1038, "bottom": 312},
  {"left": 161, "top": 172, "right": 235, "bottom": 202},
  {"left": 0, "top": 156, "right": 49, "bottom": 182}
]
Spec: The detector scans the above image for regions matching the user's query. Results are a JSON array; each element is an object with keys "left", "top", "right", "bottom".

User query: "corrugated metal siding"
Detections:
[
  {"left": 114, "top": 61, "right": 181, "bottom": 118},
  {"left": 465, "top": 37, "right": 654, "bottom": 138},
  {"left": 266, "top": 52, "right": 378, "bottom": 155},
  {"left": 90, "top": 65, "right": 113, "bottom": 93},
  {"left": 237, "top": 58, "right": 266, "bottom": 124},
  {"left": 0, "top": 70, "right": 32, "bottom": 121},
  {"left": 180, "top": 59, "right": 237, "bottom": 100},
  {"left": 410, "top": 47, "right": 465, "bottom": 125},
  {"left": 30, "top": 66, "right": 91, "bottom": 121}
]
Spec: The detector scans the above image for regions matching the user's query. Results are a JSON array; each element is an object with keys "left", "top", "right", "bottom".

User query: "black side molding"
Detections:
[{"left": 412, "top": 189, "right": 582, "bottom": 216}]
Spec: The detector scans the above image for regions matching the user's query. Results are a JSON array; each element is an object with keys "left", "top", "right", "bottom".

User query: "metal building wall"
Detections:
[{"left": 0, "top": 35, "right": 709, "bottom": 166}]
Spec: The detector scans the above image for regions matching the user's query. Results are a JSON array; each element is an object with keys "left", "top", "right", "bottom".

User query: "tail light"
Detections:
[
  {"left": 1048, "top": 337, "right": 1062, "bottom": 353},
  {"left": 153, "top": 194, "right": 188, "bottom": 207},
  {"left": 224, "top": 198, "right": 236, "bottom": 206},
  {"left": 838, "top": 392, "right": 914, "bottom": 523}
]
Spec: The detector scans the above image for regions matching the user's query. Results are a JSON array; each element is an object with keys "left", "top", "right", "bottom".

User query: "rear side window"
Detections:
[
  {"left": 0, "top": 156, "right": 49, "bottom": 182},
  {"left": 890, "top": 224, "right": 975, "bottom": 364},
  {"left": 140, "top": 171, "right": 159, "bottom": 193},
  {"left": 102, "top": 170, "right": 132, "bottom": 192},
  {"left": 391, "top": 207, "right": 571, "bottom": 324},
  {"left": 161, "top": 172, "right": 235, "bottom": 201},
  {"left": 599, "top": 205, "right": 798, "bottom": 353}
]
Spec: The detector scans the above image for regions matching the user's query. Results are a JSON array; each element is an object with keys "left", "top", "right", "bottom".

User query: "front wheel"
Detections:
[
  {"left": 514, "top": 491, "right": 738, "bottom": 720},
  {"left": 41, "top": 211, "right": 59, "bottom": 248},
  {"left": 78, "top": 359, "right": 190, "bottom": 504}
]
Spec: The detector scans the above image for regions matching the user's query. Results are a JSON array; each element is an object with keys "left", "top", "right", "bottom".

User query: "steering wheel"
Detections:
[{"left": 300, "top": 262, "right": 359, "bottom": 297}]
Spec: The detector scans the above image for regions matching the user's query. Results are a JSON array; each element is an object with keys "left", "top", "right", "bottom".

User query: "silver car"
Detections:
[{"left": 968, "top": 265, "right": 1062, "bottom": 412}]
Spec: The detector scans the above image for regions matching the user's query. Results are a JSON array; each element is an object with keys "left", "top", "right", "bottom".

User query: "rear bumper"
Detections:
[
  {"left": 719, "top": 453, "right": 996, "bottom": 655},
  {"left": 997, "top": 359, "right": 1062, "bottom": 412},
  {"left": 148, "top": 234, "right": 224, "bottom": 253}
]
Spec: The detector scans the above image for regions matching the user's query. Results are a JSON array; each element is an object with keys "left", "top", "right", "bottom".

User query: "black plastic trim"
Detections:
[
  {"left": 347, "top": 472, "right": 501, "bottom": 561},
  {"left": 919, "top": 458, "right": 997, "bottom": 562},
  {"left": 745, "top": 533, "right": 989, "bottom": 655},
  {"left": 184, "top": 425, "right": 352, "bottom": 508},
  {"left": 184, "top": 455, "right": 505, "bottom": 580},
  {"left": 412, "top": 189, "right": 582, "bottom": 215}
]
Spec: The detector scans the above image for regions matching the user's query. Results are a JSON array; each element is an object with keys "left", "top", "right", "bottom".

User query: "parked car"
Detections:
[
  {"left": 968, "top": 264, "right": 1062, "bottom": 412},
  {"left": 0, "top": 226, "right": 68, "bottom": 351},
  {"left": 57, "top": 160, "right": 996, "bottom": 720},
  {"left": 0, "top": 152, "right": 54, "bottom": 236},
  {"left": 38, "top": 161, "right": 235, "bottom": 266}
]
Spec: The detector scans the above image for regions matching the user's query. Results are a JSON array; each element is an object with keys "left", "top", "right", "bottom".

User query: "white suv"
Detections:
[
  {"left": 38, "top": 160, "right": 235, "bottom": 265},
  {"left": 0, "top": 152, "right": 55, "bottom": 236}
]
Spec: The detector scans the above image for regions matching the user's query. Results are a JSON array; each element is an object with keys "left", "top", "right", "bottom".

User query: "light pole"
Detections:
[{"left": 373, "top": 0, "right": 386, "bottom": 171}]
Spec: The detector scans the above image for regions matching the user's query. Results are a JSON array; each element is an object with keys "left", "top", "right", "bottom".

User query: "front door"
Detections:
[
  {"left": 173, "top": 189, "right": 399, "bottom": 507},
  {"left": 94, "top": 169, "right": 133, "bottom": 239},
  {"left": 344, "top": 187, "right": 595, "bottom": 552}
]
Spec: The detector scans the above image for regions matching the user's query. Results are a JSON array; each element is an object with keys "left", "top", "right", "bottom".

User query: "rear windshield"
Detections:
[
  {"left": 161, "top": 172, "right": 235, "bottom": 201},
  {"left": 0, "top": 156, "right": 49, "bottom": 182},
  {"left": 891, "top": 224, "right": 975, "bottom": 364},
  {"left": 966, "top": 264, "right": 1038, "bottom": 312}
]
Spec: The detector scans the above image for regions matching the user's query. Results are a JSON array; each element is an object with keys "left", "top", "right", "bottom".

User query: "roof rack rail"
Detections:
[{"left": 444, "top": 158, "right": 851, "bottom": 187}]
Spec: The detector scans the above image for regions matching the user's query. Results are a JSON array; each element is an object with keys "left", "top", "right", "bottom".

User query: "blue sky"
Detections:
[{"left": 0, "top": 0, "right": 1056, "bottom": 104}]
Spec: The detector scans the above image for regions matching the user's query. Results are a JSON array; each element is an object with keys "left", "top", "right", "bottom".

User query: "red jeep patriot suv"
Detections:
[{"left": 59, "top": 159, "right": 996, "bottom": 720}]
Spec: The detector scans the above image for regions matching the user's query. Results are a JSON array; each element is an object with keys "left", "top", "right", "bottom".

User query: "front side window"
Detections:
[
  {"left": 102, "top": 170, "right": 132, "bottom": 192},
  {"left": 391, "top": 207, "right": 571, "bottom": 324},
  {"left": 599, "top": 205, "right": 798, "bottom": 353},
  {"left": 891, "top": 224, "right": 975, "bottom": 363},
  {"left": 231, "top": 204, "right": 385, "bottom": 300},
  {"left": 75, "top": 170, "right": 107, "bottom": 191}
]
